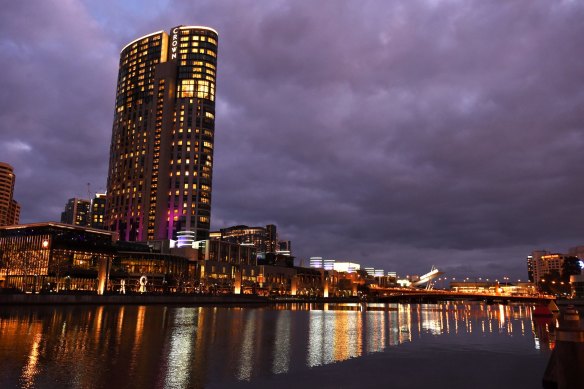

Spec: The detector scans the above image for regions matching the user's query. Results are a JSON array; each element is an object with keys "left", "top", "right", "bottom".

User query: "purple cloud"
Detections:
[{"left": 1, "top": 0, "right": 584, "bottom": 279}]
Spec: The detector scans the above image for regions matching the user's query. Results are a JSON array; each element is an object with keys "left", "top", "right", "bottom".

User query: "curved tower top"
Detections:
[{"left": 106, "top": 26, "right": 218, "bottom": 242}]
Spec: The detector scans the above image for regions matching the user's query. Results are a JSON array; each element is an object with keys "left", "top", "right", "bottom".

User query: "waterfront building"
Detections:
[
  {"left": 105, "top": 26, "right": 218, "bottom": 242},
  {"left": 192, "top": 239, "right": 257, "bottom": 292},
  {"left": 0, "top": 222, "right": 116, "bottom": 293},
  {"left": 211, "top": 224, "right": 279, "bottom": 254},
  {"left": 292, "top": 266, "right": 325, "bottom": 296},
  {"left": 531, "top": 252, "right": 576, "bottom": 284},
  {"left": 112, "top": 246, "right": 194, "bottom": 293},
  {"left": 0, "top": 162, "right": 20, "bottom": 226},
  {"left": 60, "top": 198, "right": 91, "bottom": 227},
  {"left": 450, "top": 281, "right": 537, "bottom": 296},
  {"left": 90, "top": 193, "right": 106, "bottom": 229},
  {"left": 0, "top": 222, "right": 340, "bottom": 297}
]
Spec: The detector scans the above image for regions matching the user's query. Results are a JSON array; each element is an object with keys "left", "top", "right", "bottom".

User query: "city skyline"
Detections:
[{"left": 2, "top": 1, "right": 584, "bottom": 278}]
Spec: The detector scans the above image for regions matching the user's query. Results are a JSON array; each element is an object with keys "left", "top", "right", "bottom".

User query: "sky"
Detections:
[{"left": 1, "top": 0, "right": 584, "bottom": 280}]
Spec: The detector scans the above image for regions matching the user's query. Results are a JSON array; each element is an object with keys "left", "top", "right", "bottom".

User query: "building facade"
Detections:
[
  {"left": 61, "top": 198, "right": 91, "bottom": 227},
  {"left": 90, "top": 193, "right": 106, "bottom": 229},
  {"left": 529, "top": 250, "right": 582, "bottom": 295},
  {"left": 212, "top": 224, "right": 278, "bottom": 253},
  {"left": 0, "top": 162, "right": 20, "bottom": 226},
  {"left": 105, "top": 26, "right": 218, "bottom": 242},
  {"left": 530, "top": 250, "right": 551, "bottom": 285},
  {"left": 527, "top": 255, "right": 534, "bottom": 282},
  {"left": 0, "top": 224, "right": 341, "bottom": 297},
  {"left": 309, "top": 257, "right": 335, "bottom": 270},
  {"left": 0, "top": 223, "right": 116, "bottom": 293}
]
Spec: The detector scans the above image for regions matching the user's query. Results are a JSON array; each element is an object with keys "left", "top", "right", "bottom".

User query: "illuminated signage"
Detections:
[{"left": 170, "top": 26, "right": 180, "bottom": 61}]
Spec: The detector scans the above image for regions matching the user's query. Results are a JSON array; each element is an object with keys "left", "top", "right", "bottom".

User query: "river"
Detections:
[{"left": 0, "top": 302, "right": 552, "bottom": 388}]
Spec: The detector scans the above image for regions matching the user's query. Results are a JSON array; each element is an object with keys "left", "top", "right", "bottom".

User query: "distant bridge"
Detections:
[{"left": 367, "top": 288, "right": 554, "bottom": 304}]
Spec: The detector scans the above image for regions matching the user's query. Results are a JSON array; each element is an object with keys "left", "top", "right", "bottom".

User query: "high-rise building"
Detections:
[
  {"left": 0, "top": 162, "right": 20, "bottom": 226},
  {"left": 7, "top": 200, "right": 20, "bottom": 225},
  {"left": 530, "top": 250, "right": 549, "bottom": 285},
  {"left": 61, "top": 198, "right": 91, "bottom": 227},
  {"left": 105, "top": 26, "right": 218, "bottom": 242},
  {"left": 90, "top": 193, "right": 106, "bottom": 229},
  {"left": 526, "top": 255, "right": 534, "bottom": 282}
]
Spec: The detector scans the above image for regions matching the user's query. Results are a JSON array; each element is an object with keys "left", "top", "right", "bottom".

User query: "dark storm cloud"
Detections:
[
  {"left": 1, "top": 0, "right": 583, "bottom": 278},
  {"left": 0, "top": 0, "right": 118, "bottom": 219}
]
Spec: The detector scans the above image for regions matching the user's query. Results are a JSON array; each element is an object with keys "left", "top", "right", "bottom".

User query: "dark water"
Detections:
[{"left": 0, "top": 302, "right": 553, "bottom": 388}]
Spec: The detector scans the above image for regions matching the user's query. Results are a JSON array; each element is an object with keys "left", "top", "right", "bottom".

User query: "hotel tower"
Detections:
[{"left": 105, "top": 26, "right": 218, "bottom": 243}]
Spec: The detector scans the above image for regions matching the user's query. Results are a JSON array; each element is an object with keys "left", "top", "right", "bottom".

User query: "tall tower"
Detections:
[
  {"left": 0, "top": 162, "right": 20, "bottom": 226},
  {"left": 106, "top": 26, "right": 218, "bottom": 242}
]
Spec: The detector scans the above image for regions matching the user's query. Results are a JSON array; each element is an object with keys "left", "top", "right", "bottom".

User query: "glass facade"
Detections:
[{"left": 0, "top": 223, "right": 115, "bottom": 292}]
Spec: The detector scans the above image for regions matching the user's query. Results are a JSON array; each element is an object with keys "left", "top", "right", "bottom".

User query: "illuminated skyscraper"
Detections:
[
  {"left": 105, "top": 26, "right": 218, "bottom": 242},
  {"left": 0, "top": 162, "right": 20, "bottom": 226}
]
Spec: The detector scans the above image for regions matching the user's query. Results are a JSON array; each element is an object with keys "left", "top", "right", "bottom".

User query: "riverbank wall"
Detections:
[{"left": 0, "top": 293, "right": 363, "bottom": 306}]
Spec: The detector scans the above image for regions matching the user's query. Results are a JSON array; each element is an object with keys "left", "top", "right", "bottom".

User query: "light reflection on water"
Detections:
[
  {"left": 0, "top": 302, "right": 552, "bottom": 388},
  {"left": 272, "top": 310, "right": 290, "bottom": 374}
]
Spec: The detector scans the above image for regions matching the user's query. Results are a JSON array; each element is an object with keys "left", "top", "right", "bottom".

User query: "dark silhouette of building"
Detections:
[
  {"left": 60, "top": 198, "right": 91, "bottom": 227},
  {"left": 90, "top": 193, "right": 106, "bottom": 229}
]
